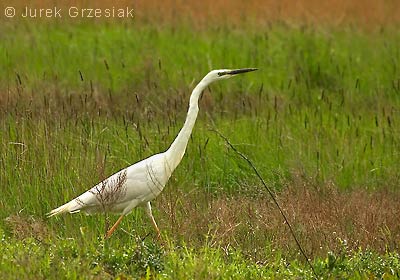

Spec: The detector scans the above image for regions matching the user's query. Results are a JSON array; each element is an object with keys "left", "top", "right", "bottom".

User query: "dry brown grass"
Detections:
[
  {"left": 5, "top": 214, "right": 51, "bottom": 242},
  {"left": 157, "top": 179, "right": 400, "bottom": 259},
  {"left": 2, "top": 0, "right": 400, "bottom": 27},
  {"left": 136, "top": 0, "right": 400, "bottom": 27},
  {"left": 5, "top": 179, "right": 399, "bottom": 259}
]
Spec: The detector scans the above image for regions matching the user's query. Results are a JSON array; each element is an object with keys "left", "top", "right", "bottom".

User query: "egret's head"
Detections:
[{"left": 203, "top": 68, "right": 258, "bottom": 84}]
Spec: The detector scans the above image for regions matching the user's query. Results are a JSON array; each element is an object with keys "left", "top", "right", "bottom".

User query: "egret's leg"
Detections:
[
  {"left": 145, "top": 202, "right": 161, "bottom": 239},
  {"left": 105, "top": 214, "right": 124, "bottom": 238}
]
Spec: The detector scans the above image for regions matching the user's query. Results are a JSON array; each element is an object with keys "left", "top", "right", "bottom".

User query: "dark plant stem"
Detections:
[{"left": 211, "top": 128, "right": 318, "bottom": 280}]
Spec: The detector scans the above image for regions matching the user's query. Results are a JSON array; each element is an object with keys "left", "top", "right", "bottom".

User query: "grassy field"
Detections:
[{"left": 1, "top": 2, "right": 400, "bottom": 279}]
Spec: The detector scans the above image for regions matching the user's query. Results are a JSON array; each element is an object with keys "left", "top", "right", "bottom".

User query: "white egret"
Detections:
[{"left": 47, "top": 68, "right": 257, "bottom": 238}]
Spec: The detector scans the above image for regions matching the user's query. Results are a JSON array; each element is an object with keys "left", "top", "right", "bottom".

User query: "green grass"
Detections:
[
  {"left": 1, "top": 233, "right": 399, "bottom": 279},
  {"left": 1, "top": 21, "right": 400, "bottom": 278},
  {"left": 1, "top": 22, "right": 399, "bottom": 190}
]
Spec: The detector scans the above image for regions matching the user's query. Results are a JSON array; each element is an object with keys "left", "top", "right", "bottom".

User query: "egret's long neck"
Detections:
[{"left": 165, "top": 79, "right": 209, "bottom": 171}]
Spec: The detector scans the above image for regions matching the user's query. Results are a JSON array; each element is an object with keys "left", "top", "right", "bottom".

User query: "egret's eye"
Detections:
[{"left": 217, "top": 72, "right": 226, "bottom": 76}]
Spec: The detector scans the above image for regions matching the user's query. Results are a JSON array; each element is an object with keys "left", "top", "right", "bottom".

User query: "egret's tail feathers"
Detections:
[{"left": 47, "top": 200, "right": 81, "bottom": 218}]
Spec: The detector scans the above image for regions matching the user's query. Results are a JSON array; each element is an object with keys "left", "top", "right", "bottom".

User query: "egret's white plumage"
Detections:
[{"left": 48, "top": 68, "right": 257, "bottom": 238}]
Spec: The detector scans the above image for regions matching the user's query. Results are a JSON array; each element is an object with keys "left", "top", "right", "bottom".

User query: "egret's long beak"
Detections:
[{"left": 218, "top": 68, "right": 258, "bottom": 76}]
